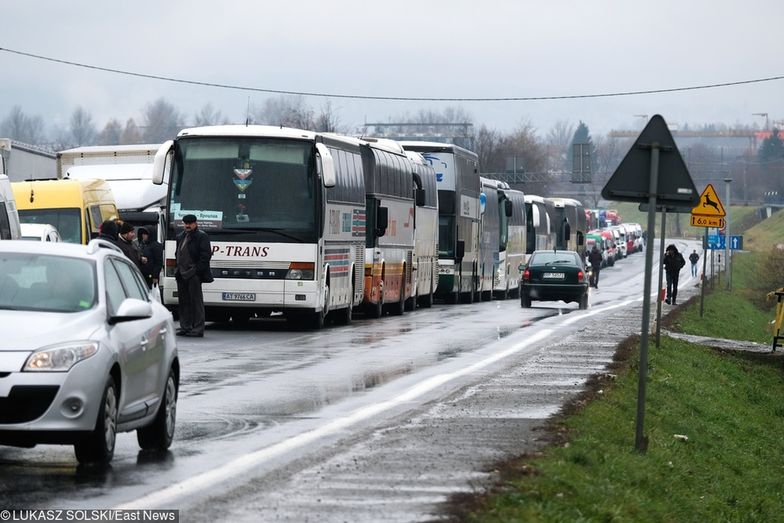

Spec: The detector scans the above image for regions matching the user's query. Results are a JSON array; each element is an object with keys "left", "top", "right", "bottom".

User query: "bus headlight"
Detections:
[{"left": 286, "top": 262, "right": 315, "bottom": 280}]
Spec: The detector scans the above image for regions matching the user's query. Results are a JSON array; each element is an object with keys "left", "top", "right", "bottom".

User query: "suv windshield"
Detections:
[{"left": 0, "top": 253, "right": 96, "bottom": 312}]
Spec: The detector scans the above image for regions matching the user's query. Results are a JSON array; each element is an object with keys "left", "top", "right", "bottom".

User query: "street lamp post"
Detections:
[{"left": 724, "top": 178, "right": 732, "bottom": 291}]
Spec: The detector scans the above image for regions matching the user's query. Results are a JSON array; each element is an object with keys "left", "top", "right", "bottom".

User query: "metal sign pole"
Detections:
[
  {"left": 700, "top": 228, "right": 708, "bottom": 317},
  {"left": 636, "top": 143, "right": 659, "bottom": 452},
  {"left": 655, "top": 210, "right": 667, "bottom": 348}
]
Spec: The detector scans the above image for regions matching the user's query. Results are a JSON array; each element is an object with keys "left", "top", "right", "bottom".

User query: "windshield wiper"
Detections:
[{"left": 218, "top": 227, "right": 306, "bottom": 242}]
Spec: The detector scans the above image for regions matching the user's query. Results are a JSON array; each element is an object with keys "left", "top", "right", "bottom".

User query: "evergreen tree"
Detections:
[{"left": 758, "top": 128, "right": 784, "bottom": 162}]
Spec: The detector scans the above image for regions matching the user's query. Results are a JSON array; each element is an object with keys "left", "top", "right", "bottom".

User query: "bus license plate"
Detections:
[
  {"left": 222, "top": 292, "right": 256, "bottom": 302},
  {"left": 543, "top": 272, "right": 565, "bottom": 279}
]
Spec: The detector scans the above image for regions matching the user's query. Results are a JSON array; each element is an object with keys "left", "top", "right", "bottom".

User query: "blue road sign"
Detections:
[
  {"left": 706, "top": 235, "right": 743, "bottom": 250},
  {"left": 706, "top": 234, "right": 725, "bottom": 250}
]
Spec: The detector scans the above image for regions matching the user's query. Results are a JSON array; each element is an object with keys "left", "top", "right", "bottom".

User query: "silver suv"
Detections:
[{"left": 0, "top": 239, "right": 179, "bottom": 464}]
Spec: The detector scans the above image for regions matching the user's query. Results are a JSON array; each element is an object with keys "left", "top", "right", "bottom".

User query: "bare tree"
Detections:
[
  {"left": 314, "top": 101, "right": 343, "bottom": 133},
  {"left": 474, "top": 125, "right": 502, "bottom": 172},
  {"left": 194, "top": 103, "right": 229, "bottom": 127},
  {"left": 98, "top": 119, "right": 123, "bottom": 145},
  {"left": 1, "top": 106, "right": 46, "bottom": 145},
  {"left": 252, "top": 96, "right": 314, "bottom": 129},
  {"left": 142, "top": 98, "right": 184, "bottom": 142},
  {"left": 68, "top": 106, "right": 97, "bottom": 146},
  {"left": 544, "top": 120, "right": 575, "bottom": 172},
  {"left": 121, "top": 118, "right": 143, "bottom": 145}
]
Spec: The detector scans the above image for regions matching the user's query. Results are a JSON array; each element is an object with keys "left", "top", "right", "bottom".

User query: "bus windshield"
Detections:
[
  {"left": 19, "top": 208, "right": 81, "bottom": 244},
  {"left": 169, "top": 137, "right": 318, "bottom": 242}
]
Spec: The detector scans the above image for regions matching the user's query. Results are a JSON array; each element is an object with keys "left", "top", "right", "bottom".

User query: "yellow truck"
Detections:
[{"left": 12, "top": 179, "right": 118, "bottom": 244}]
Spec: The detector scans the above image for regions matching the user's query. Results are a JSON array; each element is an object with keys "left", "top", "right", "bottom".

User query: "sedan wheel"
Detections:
[{"left": 75, "top": 376, "right": 118, "bottom": 464}]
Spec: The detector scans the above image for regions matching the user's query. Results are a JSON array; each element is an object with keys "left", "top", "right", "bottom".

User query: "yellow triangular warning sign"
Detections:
[{"left": 691, "top": 184, "right": 726, "bottom": 217}]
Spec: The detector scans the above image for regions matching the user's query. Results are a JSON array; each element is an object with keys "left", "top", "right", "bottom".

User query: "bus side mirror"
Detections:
[
  {"left": 505, "top": 199, "right": 513, "bottom": 217},
  {"left": 415, "top": 188, "right": 426, "bottom": 207},
  {"left": 375, "top": 206, "right": 389, "bottom": 237},
  {"left": 577, "top": 231, "right": 584, "bottom": 246},
  {"left": 564, "top": 222, "right": 571, "bottom": 242},
  {"left": 315, "top": 143, "right": 336, "bottom": 188},
  {"left": 152, "top": 140, "right": 174, "bottom": 185},
  {"left": 456, "top": 240, "right": 465, "bottom": 262}
]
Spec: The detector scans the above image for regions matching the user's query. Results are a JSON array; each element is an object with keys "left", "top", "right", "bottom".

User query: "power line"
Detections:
[{"left": 2, "top": 46, "right": 784, "bottom": 103}]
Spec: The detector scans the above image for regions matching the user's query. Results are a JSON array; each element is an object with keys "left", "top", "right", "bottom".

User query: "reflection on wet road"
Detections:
[{"left": 0, "top": 239, "right": 689, "bottom": 511}]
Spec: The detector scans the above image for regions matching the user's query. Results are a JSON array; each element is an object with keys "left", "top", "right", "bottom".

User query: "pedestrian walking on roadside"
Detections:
[
  {"left": 663, "top": 244, "right": 686, "bottom": 305},
  {"left": 588, "top": 244, "right": 603, "bottom": 288},
  {"left": 689, "top": 249, "right": 700, "bottom": 278},
  {"left": 175, "top": 214, "right": 213, "bottom": 338}
]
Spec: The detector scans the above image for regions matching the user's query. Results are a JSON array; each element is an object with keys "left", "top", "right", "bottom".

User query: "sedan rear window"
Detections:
[
  {"left": 530, "top": 252, "right": 578, "bottom": 265},
  {"left": 0, "top": 253, "right": 96, "bottom": 312}
]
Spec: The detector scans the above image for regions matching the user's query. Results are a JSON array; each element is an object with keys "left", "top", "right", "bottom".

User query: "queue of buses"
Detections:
[
  {"left": 144, "top": 125, "right": 598, "bottom": 329},
  {"left": 1, "top": 125, "right": 597, "bottom": 330}
]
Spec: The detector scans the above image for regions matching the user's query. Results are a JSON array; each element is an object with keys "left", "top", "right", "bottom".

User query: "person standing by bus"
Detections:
[
  {"left": 175, "top": 214, "right": 213, "bottom": 337},
  {"left": 689, "top": 249, "right": 700, "bottom": 278},
  {"left": 663, "top": 244, "right": 686, "bottom": 305},
  {"left": 588, "top": 244, "right": 602, "bottom": 288}
]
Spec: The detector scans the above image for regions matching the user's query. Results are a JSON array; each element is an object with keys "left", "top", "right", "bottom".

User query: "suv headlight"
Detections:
[{"left": 23, "top": 341, "right": 99, "bottom": 372}]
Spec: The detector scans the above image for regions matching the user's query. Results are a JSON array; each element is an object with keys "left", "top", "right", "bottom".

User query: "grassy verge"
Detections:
[
  {"left": 455, "top": 335, "right": 784, "bottom": 522},
  {"left": 671, "top": 251, "right": 774, "bottom": 344}
]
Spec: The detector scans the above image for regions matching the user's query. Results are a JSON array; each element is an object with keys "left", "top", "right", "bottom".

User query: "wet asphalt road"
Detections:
[{"left": 0, "top": 239, "right": 701, "bottom": 520}]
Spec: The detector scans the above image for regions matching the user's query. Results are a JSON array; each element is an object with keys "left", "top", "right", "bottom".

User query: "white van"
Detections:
[
  {"left": 0, "top": 174, "right": 22, "bottom": 239},
  {"left": 20, "top": 223, "right": 62, "bottom": 242}
]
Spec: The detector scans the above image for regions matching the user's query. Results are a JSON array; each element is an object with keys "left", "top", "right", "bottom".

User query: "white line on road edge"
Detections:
[
  {"left": 560, "top": 298, "right": 639, "bottom": 327},
  {"left": 117, "top": 328, "right": 555, "bottom": 509}
]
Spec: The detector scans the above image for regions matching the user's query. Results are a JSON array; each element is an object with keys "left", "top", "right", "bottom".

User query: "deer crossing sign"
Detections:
[{"left": 692, "top": 184, "right": 726, "bottom": 217}]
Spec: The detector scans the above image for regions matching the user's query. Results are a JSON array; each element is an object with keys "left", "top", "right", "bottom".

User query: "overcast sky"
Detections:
[{"left": 2, "top": 0, "right": 783, "bottom": 139}]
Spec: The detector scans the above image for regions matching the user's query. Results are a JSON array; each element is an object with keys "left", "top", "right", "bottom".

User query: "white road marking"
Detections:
[{"left": 117, "top": 328, "right": 555, "bottom": 509}]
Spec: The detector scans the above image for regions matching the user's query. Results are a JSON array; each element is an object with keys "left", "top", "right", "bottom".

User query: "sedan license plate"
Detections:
[
  {"left": 542, "top": 272, "right": 565, "bottom": 279},
  {"left": 222, "top": 292, "right": 256, "bottom": 302}
]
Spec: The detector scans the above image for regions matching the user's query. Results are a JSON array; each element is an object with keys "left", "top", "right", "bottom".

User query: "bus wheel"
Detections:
[
  {"left": 231, "top": 312, "right": 251, "bottom": 327},
  {"left": 336, "top": 303, "right": 353, "bottom": 325},
  {"left": 419, "top": 288, "right": 434, "bottom": 308}
]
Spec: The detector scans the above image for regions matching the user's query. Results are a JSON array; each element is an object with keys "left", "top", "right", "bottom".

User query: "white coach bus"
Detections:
[{"left": 152, "top": 125, "right": 366, "bottom": 329}]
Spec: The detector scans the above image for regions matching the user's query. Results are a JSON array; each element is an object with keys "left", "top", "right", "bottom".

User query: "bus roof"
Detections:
[
  {"left": 177, "top": 125, "right": 319, "bottom": 141},
  {"left": 524, "top": 194, "right": 547, "bottom": 204},
  {"left": 398, "top": 141, "right": 478, "bottom": 159}
]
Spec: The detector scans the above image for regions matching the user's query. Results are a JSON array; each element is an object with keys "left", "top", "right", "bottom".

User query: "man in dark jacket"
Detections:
[
  {"left": 663, "top": 244, "right": 686, "bottom": 305},
  {"left": 117, "top": 222, "right": 146, "bottom": 271},
  {"left": 588, "top": 244, "right": 603, "bottom": 288},
  {"left": 175, "top": 214, "right": 213, "bottom": 337},
  {"left": 97, "top": 220, "right": 120, "bottom": 245},
  {"left": 137, "top": 227, "right": 163, "bottom": 289},
  {"left": 689, "top": 249, "right": 700, "bottom": 277}
]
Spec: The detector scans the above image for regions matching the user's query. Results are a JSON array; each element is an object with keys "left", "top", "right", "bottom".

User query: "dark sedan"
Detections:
[{"left": 520, "top": 250, "right": 589, "bottom": 309}]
